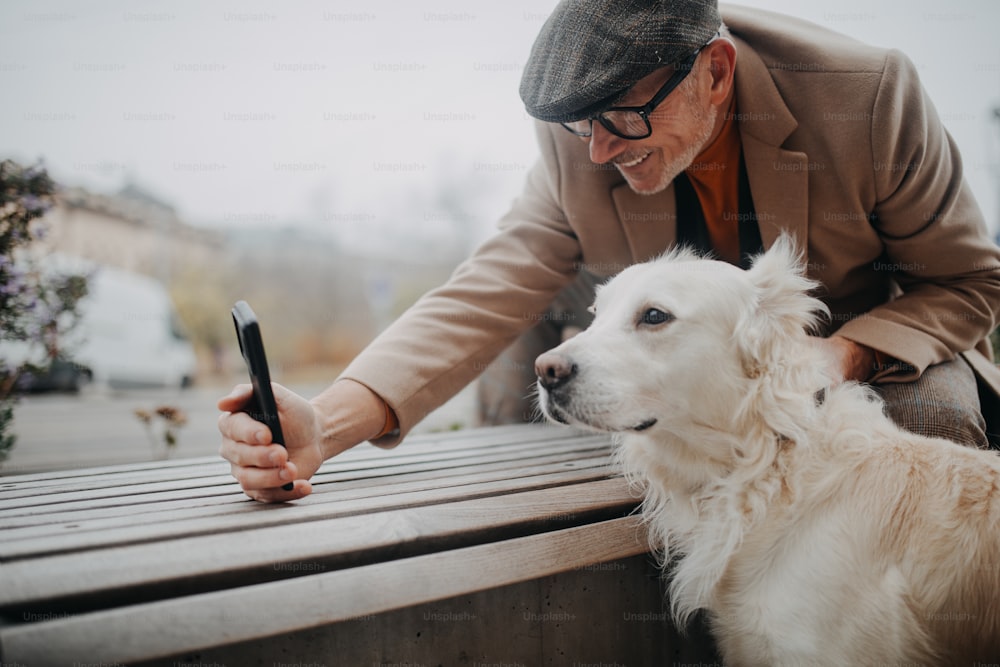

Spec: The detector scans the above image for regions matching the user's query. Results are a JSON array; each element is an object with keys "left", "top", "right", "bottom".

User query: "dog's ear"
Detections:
[
  {"left": 738, "top": 235, "right": 829, "bottom": 377},
  {"left": 746, "top": 235, "right": 824, "bottom": 332}
]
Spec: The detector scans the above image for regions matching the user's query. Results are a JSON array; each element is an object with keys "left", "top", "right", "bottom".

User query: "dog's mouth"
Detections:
[
  {"left": 544, "top": 401, "right": 571, "bottom": 425},
  {"left": 542, "top": 390, "right": 658, "bottom": 434}
]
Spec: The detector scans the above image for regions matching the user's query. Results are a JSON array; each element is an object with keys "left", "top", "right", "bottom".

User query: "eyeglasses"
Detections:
[{"left": 560, "top": 40, "right": 710, "bottom": 141}]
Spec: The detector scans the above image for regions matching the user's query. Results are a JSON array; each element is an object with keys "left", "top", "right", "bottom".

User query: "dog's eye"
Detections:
[{"left": 639, "top": 308, "right": 674, "bottom": 326}]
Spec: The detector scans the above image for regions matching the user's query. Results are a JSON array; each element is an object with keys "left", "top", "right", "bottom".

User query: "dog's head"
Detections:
[{"left": 535, "top": 236, "right": 830, "bottom": 439}]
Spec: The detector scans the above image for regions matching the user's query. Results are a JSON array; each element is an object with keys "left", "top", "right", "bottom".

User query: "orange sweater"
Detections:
[{"left": 684, "top": 95, "right": 742, "bottom": 265}]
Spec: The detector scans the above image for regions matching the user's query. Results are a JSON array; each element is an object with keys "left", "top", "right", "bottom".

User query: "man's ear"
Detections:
[
  {"left": 705, "top": 37, "right": 737, "bottom": 106},
  {"left": 737, "top": 235, "right": 829, "bottom": 377}
]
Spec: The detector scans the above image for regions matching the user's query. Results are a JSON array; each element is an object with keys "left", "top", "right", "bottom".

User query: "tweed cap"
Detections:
[{"left": 520, "top": 0, "right": 721, "bottom": 123}]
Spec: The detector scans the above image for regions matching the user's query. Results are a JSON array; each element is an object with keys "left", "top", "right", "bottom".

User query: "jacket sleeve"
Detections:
[
  {"left": 337, "top": 124, "right": 582, "bottom": 445},
  {"left": 834, "top": 49, "right": 1000, "bottom": 382}
]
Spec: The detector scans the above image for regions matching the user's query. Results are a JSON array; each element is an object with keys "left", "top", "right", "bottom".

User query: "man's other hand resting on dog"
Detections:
[{"left": 807, "top": 336, "right": 878, "bottom": 385}]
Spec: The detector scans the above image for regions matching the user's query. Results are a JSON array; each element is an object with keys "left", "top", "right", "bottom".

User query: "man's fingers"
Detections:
[
  {"left": 219, "top": 437, "right": 286, "bottom": 469},
  {"left": 229, "top": 459, "right": 298, "bottom": 490},
  {"left": 217, "top": 410, "right": 272, "bottom": 446},
  {"left": 217, "top": 384, "right": 253, "bottom": 412},
  {"left": 221, "top": 438, "right": 309, "bottom": 503},
  {"left": 246, "top": 479, "right": 312, "bottom": 503}
]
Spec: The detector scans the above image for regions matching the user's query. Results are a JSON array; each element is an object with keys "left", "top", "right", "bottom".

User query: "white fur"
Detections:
[{"left": 536, "top": 237, "right": 1000, "bottom": 666}]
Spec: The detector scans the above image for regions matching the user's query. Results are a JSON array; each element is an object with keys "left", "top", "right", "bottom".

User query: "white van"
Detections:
[
  {"left": 2, "top": 262, "right": 197, "bottom": 390},
  {"left": 70, "top": 265, "right": 197, "bottom": 389}
]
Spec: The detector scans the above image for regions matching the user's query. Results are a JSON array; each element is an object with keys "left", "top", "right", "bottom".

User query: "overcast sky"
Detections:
[{"left": 2, "top": 0, "right": 998, "bottom": 254}]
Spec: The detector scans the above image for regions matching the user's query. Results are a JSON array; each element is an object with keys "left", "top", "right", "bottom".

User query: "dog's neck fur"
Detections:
[{"left": 617, "top": 338, "right": 833, "bottom": 626}]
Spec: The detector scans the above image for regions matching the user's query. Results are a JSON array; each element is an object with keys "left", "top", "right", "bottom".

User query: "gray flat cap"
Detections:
[{"left": 520, "top": 0, "right": 721, "bottom": 123}]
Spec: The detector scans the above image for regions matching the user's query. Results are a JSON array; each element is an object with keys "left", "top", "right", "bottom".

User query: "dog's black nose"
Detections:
[{"left": 535, "top": 352, "right": 578, "bottom": 390}]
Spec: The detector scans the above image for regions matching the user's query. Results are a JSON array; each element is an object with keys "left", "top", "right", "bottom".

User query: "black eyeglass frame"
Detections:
[{"left": 559, "top": 36, "right": 716, "bottom": 140}]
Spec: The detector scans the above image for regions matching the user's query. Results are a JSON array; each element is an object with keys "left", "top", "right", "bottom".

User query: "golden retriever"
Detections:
[{"left": 535, "top": 237, "right": 1000, "bottom": 666}]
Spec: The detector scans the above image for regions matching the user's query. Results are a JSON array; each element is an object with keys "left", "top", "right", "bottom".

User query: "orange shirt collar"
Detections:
[{"left": 688, "top": 93, "right": 740, "bottom": 172}]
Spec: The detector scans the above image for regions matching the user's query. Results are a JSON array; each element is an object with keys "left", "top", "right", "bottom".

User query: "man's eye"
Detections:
[{"left": 640, "top": 308, "right": 674, "bottom": 326}]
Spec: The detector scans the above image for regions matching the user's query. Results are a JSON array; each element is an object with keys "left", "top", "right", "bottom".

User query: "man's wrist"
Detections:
[{"left": 309, "top": 378, "right": 390, "bottom": 459}]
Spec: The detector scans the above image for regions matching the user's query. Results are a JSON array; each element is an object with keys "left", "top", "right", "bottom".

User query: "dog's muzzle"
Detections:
[
  {"left": 534, "top": 351, "right": 657, "bottom": 432},
  {"left": 534, "top": 351, "right": 576, "bottom": 424}
]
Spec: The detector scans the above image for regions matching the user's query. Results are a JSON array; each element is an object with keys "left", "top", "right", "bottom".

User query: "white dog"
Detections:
[{"left": 535, "top": 237, "right": 1000, "bottom": 666}]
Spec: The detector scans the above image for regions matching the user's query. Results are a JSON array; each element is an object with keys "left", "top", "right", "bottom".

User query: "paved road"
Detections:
[{"left": 0, "top": 380, "right": 477, "bottom": 476}]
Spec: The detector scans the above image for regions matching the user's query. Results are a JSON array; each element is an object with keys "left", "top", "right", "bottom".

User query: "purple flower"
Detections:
[{"left": 21, "top": 195, "right": 45, "bottom": 214}]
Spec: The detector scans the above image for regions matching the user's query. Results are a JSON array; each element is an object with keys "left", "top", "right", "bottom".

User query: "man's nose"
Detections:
[
  {"left": 535, "top": 351, "right": 578, "bottom": 390},
  {"left": 588, "top": 122, "right": 627, "bottom": 164}
]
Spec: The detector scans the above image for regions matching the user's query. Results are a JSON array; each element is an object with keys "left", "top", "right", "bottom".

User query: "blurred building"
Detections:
[
  {"left": 40, "top": 184, "right": 225, "bottom": 282},
  {"left": 33, "top": 182, "right": 468, "bottom": 378}
]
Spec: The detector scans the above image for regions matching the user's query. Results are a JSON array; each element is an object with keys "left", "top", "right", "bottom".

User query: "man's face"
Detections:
[{"left": 585, "top": 63, "right": 719, "bottom": 195}]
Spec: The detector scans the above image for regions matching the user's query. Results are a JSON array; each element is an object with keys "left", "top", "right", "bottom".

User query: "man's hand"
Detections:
[
  {"left": 218, "top": 379, "right": 388, "bottom": 503},
  {"left": 218, "top": 383, "right": 324, "bottom": 502},
  {"left": 809, "top": 335, "right": 877, "bottom": 384}
]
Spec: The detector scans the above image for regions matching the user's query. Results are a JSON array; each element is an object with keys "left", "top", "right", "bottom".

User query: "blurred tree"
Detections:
[
  {"left": 0, "top": 160, "right": 90, "bottom": 465},
  {"left": 169, "top": 259, "right": 241, "bottom": 376}
]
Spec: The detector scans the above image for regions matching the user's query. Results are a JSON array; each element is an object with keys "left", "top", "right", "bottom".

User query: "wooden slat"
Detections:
[
  {"left": 0, "top": 517, "right": 649, "bottom": 666},
  {"left": 0, "top": 450, "right": 611, "bottom": 529},
  {"left": 0, "top": 455, "right": 222, "bottom": 487},
  {"left": 0, "top": 424, "right": 539, "bottom": 483},
  {"left": 0, "top": 477, "right": 638, "bottom": 609},
  {"left": 0, "top": 430, "right": 610, "bottom": 506},
  {"left": 0, "top": 467, "right": 619, "bottom": 561},
  {"left": 0, "top": 459, "right": 231, "bottom": 496},
  {"left": 0, "top": 428, "right": 544, "bottom": 495},
  {"left": 0, "top": 424, "right": 588, "bottom": 490},
  {"left": 0, "top": 453, "right": 608, "bottom": 532},
  {"left": 0, "top": 426, "right": 616, "bottom": 557},
  {"left": 0, "top": 435, "right": 612, "bottom": 519}
]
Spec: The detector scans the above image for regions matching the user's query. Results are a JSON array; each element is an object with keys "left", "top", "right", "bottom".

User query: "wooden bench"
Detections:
[{"left": 0, "top": 424, "right": 719, "bottom": 666}]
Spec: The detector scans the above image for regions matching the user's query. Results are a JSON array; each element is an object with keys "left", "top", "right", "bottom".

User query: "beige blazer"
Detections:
[{"left": 342, "top": 4, "right": 1000, "bottom": 445}]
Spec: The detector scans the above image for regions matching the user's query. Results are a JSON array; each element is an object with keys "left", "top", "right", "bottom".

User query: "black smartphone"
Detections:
[{"left": 231, "top": 300, "right": 294, "bottom": 491}]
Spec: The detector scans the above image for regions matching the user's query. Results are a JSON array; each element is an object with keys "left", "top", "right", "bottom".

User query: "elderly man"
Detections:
[{"left": 219, "top": 0, "right": 1000, "bottom": 502}]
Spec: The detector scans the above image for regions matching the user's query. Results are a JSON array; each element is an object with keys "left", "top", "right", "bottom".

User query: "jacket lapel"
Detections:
[
  {"left": 731, "top": 34, "right": 810, "bottom": 251},
  {"left": 611, "top": 181, "right": 678, "bottom": 264}
]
